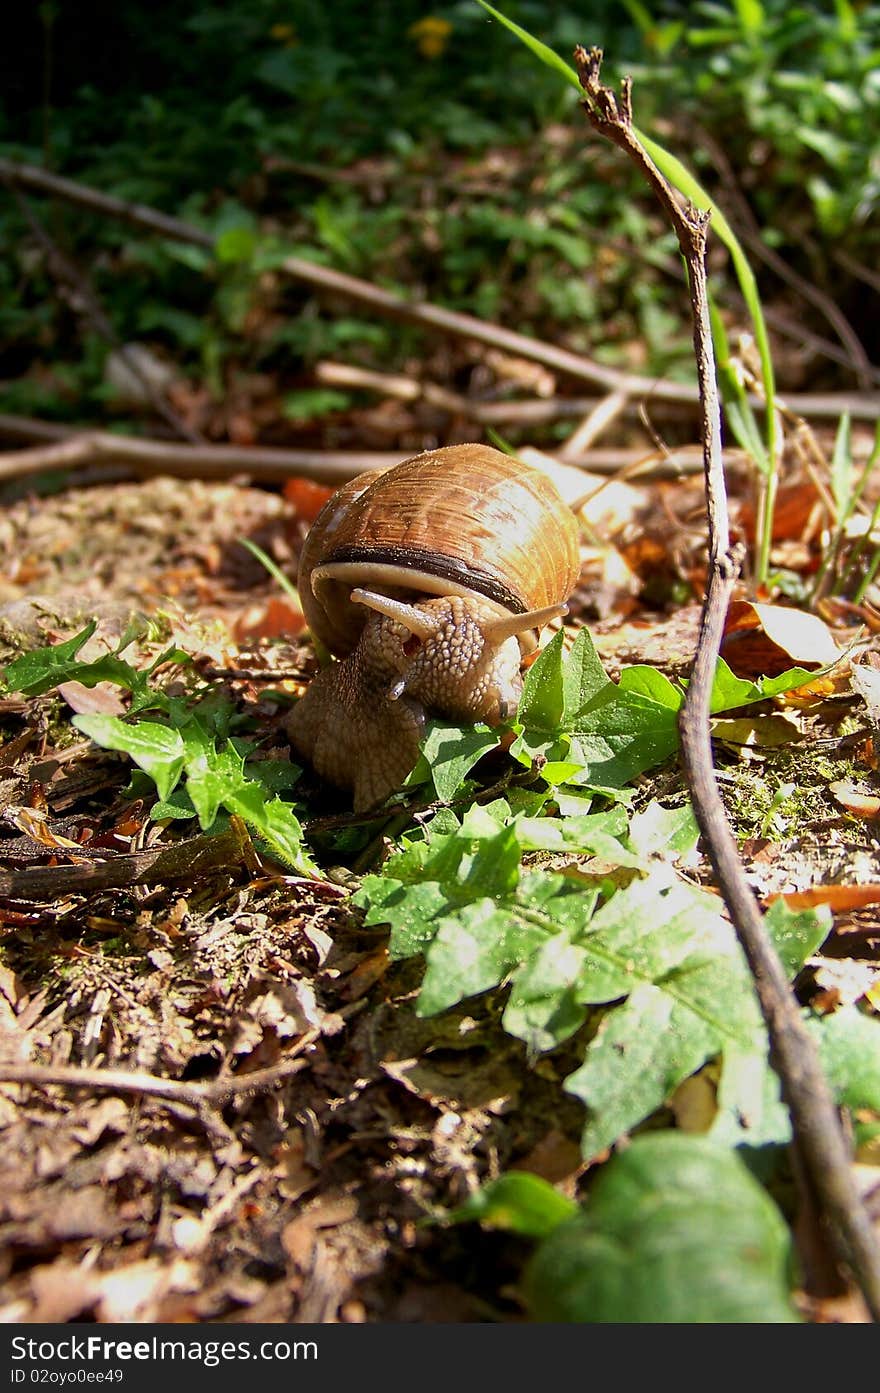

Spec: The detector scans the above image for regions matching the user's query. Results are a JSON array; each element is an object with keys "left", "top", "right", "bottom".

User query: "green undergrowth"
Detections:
[
  {"left": 4, "top": 614, "right": 880, "bottom": 1319},
  {"left": 4, "top": 2, "right": 878, "bottom": 448}
]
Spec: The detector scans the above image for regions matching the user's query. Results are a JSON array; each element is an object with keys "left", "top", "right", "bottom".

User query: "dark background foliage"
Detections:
[{"left": 1, "top": 2, "right": 877, "bottom": 428}]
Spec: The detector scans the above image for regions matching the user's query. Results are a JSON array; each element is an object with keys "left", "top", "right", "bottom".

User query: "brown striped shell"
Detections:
[{"left": 297, "top": 444, "right": 581, "bottom": 656}]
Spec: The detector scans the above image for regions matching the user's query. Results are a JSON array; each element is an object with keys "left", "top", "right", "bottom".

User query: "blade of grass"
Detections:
[{"left": 475, "top": 0, "right": 780, "bottom": 584}]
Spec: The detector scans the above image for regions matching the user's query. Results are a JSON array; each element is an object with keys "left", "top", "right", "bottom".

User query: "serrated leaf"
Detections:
[
  {"left": 710, "top": 656, "right": 819, "bottom": 711},
  {"left": 2, "top": 622, "right": 97, "bottom": 694},
  {"left": 355, "top": 875, "right": 450, "bottom": 957},
  {"left": 567, "top": 982, "right": 732, "bottom": 1158},
  {"left": 517, "top": 630, "right": 566, "bottom": 728},
  {"left": 418, "top": 899, "right": 548, "bottom": 1015},
  {"left": 1, "top": 623, "right": 160, "bottom": 703},
  {"left": 525, "top": 1134, "right": 799, "bottom": 1322},
  {"left": 561, "top": 870, "right": 770, "bottom": 1154},
  {"left": 627, "top": 801, "right": 701, "bottom": 861},
  {"left": 418, "top": 721, "right": 501, "bottom": 801},
  {"left": 229, "top": 788, "right": 314, "bottom": 875},
  {"left": 73, "top": 714, "right": 185, "bottom": 802},
  {"left": 182, "top": 735, "right": 244, "bottom": 829},
  {"left": 502, "top": 931, "right": 595, "bottom": 1052}
]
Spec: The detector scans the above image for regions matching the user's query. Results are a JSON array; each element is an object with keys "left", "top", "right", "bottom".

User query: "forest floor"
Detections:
[{"left": 1, "top": 442, "right": 879, "bottom": 1323}]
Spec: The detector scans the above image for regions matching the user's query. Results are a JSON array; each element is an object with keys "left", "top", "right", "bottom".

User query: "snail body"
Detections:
[{"left": 288, "top": 444, "right": 580, "bottom": 810}]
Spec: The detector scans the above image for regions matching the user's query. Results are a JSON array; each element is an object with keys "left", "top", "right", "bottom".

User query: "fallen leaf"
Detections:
[
  {"left": 232, "top": 594, "right": 305, "bottom": 641},
  {"left": 712, "top": 713, "right": 802, "bottom": 747},
  {"left": 830, "top": 781, "right": 880, "bottom": 819},
  {"left": 283, "top": 477, "right": 334, "bottom": 523},
  {"left": 766, "top": 885, "right": 880, "bottom": 911},
  {"left": 738, "top": 476, "right": 825, "bottom": 544},
  {"left": 722, "top": 600, "right": 842, "bottom": 677}
]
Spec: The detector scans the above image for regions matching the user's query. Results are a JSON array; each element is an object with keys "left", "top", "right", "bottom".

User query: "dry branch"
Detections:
[
  {"left": 575, "top": 44, "right": 880, "bottom": 1319},
  {"left": 0, "top": 821, "right": 254, "bottom": 899},
  {"left": 0, "top": 413, "right": 718, "bottom": 483},
  {"left": 2, "top": 157, "right": 879, "bottom": 424},
  {"left": 0, "top": 1041, "right": 315, "bottom": 1108}
]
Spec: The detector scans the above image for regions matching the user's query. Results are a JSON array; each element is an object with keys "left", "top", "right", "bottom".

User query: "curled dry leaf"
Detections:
[
  {"left": 737, "top": 475, "right": 825, "bottom": 545},
  {"left": 829, "top": 781, "right": 880, "bottom": 819},
  {"left": 721, "top": 600, "right": 843, "bottom": 678}
]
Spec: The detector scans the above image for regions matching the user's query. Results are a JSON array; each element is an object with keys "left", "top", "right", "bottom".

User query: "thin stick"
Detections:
[
  {"left": 5, "top": 155, "right": 879, "bottom": 422},
  {"left": 2, "top": 157, "right": 878, "bottom": 426},
  {"left": 575, "top": 44, "right": 880, "bottom": 1320},
  {"left": 0, "top": 416, "right": 708, "bottom": 485},
  {"left": 0, "top": 1040, "right": 316, "bottom": 1108}
]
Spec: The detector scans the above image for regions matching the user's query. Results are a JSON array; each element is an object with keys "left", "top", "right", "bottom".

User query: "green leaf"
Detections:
[
  {"left": 567, "top": 688, "right": 680, "bottom": 788},
  {"left": 228, "top": 787, "right": 312, "bottom": 875},
  {"left": 562, "top": 628, "right": 614, "bottom": 718},
  {"left": 563, "top": 870, "right": 764, "bottom": 1154},
  {"left": 181, "top": 729, "right": 244, "bottom": 829},
  {"left": 765, "top": 897, "right": 831, "bottom": 978},
  {"left": 617, "top": 665, "right": 682, "bottom": 707},
  {"left": 418, "top": 897, "right": 548, "bottom": 1016},
  {"left": 215, "top": 225, "right": 258, "bottom": 263},
  {"left": 1, "top": 623, "right": 171, "bottom": 709},
  {"left": 517, "top": 629, "right": 566, "bottom": 729},
  {"left": 418, "top": 722, "right": 501, "bottom": 802},
  {"left": 475, "top": 1, "right": 583, "bottom": 94},
  {"left": 502, "top": 927, "right": 595, "bottom": 1052},
  {"left": 710, "top": 1046, "right": 790, "bottom": 1147},
  {"left": 809, "top": 1005, "right": 880, "bottom": 1112},
  {"left": 627, "top": 801, "right": 701, "bottom": 861},
  {"left": 709, "top": 657, "right": 818, "bottom": 712},
  {"left": 2, "top": 622, "right": 97, "bottom": 694},
  {"left": 525, "top": 1134, "right": 799, "bottom": 1322},
  {"left": 72, "top": 714, "right": 185, "bottom": 802},
  {"left": 446, "top": 1173, "right": 577, "bottom": 1238}
]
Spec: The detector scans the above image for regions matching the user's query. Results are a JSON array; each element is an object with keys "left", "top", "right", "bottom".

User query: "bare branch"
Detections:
[
  {"left": 576, "top": 45, "right": 880, "bottom": 1320},
  {"left": 0, "top": 1037, "right": 316, "bottom": 1108},
  {"left": 2, "top": 157, "right": 878, "bottom": 422}
]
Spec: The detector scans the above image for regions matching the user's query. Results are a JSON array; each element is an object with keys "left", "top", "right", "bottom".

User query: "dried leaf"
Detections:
[
  {"left": 830, "top": 781, "right": 880, "bottom": 819},
  {"left": 722, "top": 601, "right": 842, "bottom": 678},
  {"left": 58, "top": 680, "right": 127, "bottom": 716}
]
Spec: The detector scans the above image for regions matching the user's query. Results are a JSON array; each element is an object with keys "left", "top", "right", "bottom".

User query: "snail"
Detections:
[{"left": 287, "top": 444, "right": 581, "bottom": 810}]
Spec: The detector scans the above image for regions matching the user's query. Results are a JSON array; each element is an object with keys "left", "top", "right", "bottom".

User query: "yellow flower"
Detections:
[
  {"left": 407, "top": 16, "right": 452, "bottom": 59},
  {"left": 269, "top": 22, "right": 297, "bottom": 45}
]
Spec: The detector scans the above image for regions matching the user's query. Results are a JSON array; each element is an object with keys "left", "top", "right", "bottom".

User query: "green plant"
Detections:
[
  {"left": 453, "top": 1134, "right": 802, "bottom": 1321},
  {"left": 0, "top": 622, "right": 316, "bottom": 876}
]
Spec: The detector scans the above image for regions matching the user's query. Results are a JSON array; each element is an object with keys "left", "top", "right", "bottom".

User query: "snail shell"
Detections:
[
  {"left": 290, "top": 444, "right": 581, "bottom": 809},
  {"left": 298, "top": 443, "right": 581, "bottom": 657}
]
